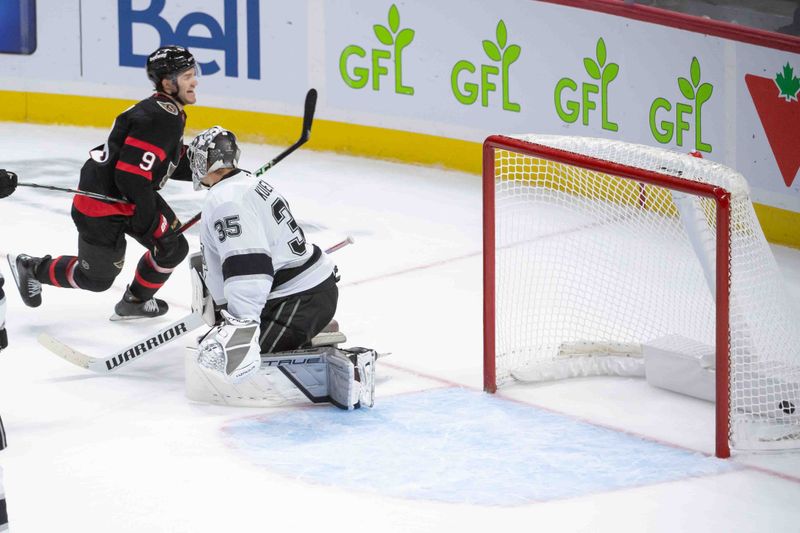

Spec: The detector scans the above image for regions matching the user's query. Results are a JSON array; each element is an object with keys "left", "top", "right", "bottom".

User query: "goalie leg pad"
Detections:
[
  {"left": 325, "top": 348, "right": 376, "bottom": 410},
  {"left": 187, "top": 345, "right": 377, "bottom": 409},
  {"left": 326, "top": 351, "right": 357, "bottom": 410},
  {"left": 348, "top": 347, "right": 376, "bottom": 409}
]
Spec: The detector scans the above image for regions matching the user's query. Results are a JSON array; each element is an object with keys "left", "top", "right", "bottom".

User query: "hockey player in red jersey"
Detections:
[{"left": 7, "top": 46, "right": 198, "bottom": 320}]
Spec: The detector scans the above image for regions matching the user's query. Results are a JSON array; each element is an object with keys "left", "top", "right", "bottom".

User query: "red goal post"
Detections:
[{"left": 482, "top": 134, "right": 800, "bottom": 458}]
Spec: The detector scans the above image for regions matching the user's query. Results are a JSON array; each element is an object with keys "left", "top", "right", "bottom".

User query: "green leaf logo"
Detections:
[
  {"left": 678, "top": 77, "right": 695, "bottom": 100},
  {"left": 603, "top": 63, "right": 619, "bottom": 84},
  {"left": 483, "top": 40, "right": 501, "bottom": 61},
  {"left": 775, "top": 62, "right": 800, "bottom": 102},
  {"left": 505, "top": 44, "right": 521, "bottom": 65},
  {"left": 497, "top": 19, "right": 507, "bottom": 49},
  {"left": 584, "top": 58, "right": 601, "bottom": 80},
  {"left": 483, "top": 20, "right": 518, "bottom": 65},
  {"left": 583, "top": 38, "right": 616, "bottom": 82},
  {"left": 677, "top": 57, "right": 708, "bottom": 101},
  {"left": 596, "top": 38, "right": 607, "bottom": 67},
  {"left": 388, "top": 4, "right": 400, "bottom": 33},
  {"left": 696, "top": 83, "right": 713, "bottom": 103},
  {"left": 396, "top": 28, "right": 415, "bottom": 49},
  {"left": 690, "top": 57, "right": 701, "bottom": 86},
  {"left": 374, "top": 24, "right": 393, "bottom": 45},
  {"left": 374, "top": 4, "right": 404, "bottom": 46}
]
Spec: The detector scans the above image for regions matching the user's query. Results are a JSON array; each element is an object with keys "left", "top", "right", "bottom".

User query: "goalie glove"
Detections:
[{"left": 197, "top": 310, "right": 260, "bottom": 383}]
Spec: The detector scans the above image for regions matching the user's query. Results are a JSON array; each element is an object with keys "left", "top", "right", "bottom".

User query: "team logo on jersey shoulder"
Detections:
[{"left": 157, "top": 101, "right": 179, "bottom": 115}]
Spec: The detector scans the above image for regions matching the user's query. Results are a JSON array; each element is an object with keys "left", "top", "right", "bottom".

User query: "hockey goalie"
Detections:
[{"left": 184, "top": 126, "right": 375, "bottom": 410}]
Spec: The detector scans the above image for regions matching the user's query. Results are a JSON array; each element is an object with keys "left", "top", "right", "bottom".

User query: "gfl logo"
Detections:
[{"left": 118, "top": 0, "right": 261, "bottom": 79}]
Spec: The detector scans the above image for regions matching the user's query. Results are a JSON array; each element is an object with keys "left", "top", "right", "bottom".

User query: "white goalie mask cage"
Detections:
[{"left": 188, "top": 126, "right": 242, "bottom": 190}]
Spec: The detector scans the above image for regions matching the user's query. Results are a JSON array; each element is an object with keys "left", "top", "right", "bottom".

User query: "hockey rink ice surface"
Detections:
[{"left": 1, "top": 123, "right": 800, "bottom": 532}]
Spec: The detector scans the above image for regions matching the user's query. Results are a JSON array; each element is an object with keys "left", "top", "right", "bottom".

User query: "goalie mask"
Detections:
[{"left": 188, "top": 126, "right": 242, "bottom": 190}]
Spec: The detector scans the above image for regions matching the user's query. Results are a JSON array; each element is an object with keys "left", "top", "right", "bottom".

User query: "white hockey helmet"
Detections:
[{"left": 188, "top": 126, "right": 241, "bottom": 190}]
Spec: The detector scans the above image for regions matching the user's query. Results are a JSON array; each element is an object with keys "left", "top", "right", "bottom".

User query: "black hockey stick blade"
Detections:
[
  {"left": 255, "top": 88, "right": 318, "bottom": 177},
  {"left": 183, "top": 89, "right": 318, "bottom": 229},
  {"left": 300, "top": 88, "right": 318, "bottom": 142}
]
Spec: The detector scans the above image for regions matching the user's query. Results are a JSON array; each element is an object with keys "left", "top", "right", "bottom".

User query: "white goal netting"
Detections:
[{"left": 488, "top": 134, "right": 800, "bottom": 452}]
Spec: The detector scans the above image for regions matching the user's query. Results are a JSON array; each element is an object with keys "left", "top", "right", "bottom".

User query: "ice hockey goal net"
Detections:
[{"left": 483, "top": 134, "right": 800, "bottom": 458}]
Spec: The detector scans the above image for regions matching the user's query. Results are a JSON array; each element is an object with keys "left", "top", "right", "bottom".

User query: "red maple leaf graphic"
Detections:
[{"left": 745, "top": 74, "right": 800, "bottom": 187}]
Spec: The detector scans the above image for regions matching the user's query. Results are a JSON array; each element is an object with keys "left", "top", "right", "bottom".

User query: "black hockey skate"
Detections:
[
  {"left": 6, "top": 253, "right": 47, "bottom": 308},
  {"left": 110, "top": 285, "right": 169, "bottom": 321}
]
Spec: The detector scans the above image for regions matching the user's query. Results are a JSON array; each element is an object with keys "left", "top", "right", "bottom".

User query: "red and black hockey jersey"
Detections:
[{"left": 72, "top": 92, "right": 192, "bottom": 235}]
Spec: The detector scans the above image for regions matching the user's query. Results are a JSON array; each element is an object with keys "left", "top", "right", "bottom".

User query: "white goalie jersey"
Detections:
[{"left": 199, "top": 169, "right": 336, "bottom": 322}]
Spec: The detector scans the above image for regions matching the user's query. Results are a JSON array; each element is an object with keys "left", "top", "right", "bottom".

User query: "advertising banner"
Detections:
[
  {"left": 0, "top": 0, "right": 798, "bottom": 214},
  {"left": 0, "top": 0, "right": 36, "bottom": 55}
]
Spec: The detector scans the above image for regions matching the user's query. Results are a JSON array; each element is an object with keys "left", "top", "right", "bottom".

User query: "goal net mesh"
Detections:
[{"left": 490, "top": 134, "right": 800, "bottom": 451}]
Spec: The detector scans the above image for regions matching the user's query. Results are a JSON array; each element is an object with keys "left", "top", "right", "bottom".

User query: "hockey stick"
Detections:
[
  {"left": 324, "top": 235, "right": 354, "bottom": 254},
  {"left": 37, "top": 312, "right": 205, "bottom": 373},
  {"left": 254, "top": 88, "right": 317, "bottom": 177},
  {"left": 16, "top": 182, "right": 131, "bottom": 203},
  {"left": 37, "top": 231, "right": 352, "bottom": 374},
  {"left": 177, "top": 88, "right": 318, "bottom": 233},
  {"left": 178, "top": 212, "right": 201, "bottom": 234}
]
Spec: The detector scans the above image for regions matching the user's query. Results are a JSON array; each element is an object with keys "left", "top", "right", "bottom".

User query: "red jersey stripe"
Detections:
[
  {"left": 66, "top": 257, "right": 79, "bottom": 288},
  {"left": 49, "top": 256, "right": 62, "bottom": 287},
  {"left": 73, "top": 194, "right": 136, "bottom": 217},
  {"left": 116, "top": 160, "right": 153, "bottom": 181},
  {"left": 134, "top": 270, "right": 164, "bottom": 290},
  {"left": 124, "top": 136, "right": 166, "bottom": 161}
]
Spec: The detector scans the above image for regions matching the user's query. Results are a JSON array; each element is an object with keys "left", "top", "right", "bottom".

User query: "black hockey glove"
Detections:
[
  {"left": 0, "top": 327, "right": 7, "bottom": 351},
  {"left": 0, "top": 169, "right": 18, "bottom": 199},
  {"left": 148, "top": 214, "right": 181, "bottom": 256}
]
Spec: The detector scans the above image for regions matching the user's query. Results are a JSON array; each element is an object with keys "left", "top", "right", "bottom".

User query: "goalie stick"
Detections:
[
  {"left": 38, "top": 312, "right": 205, "bottom": 373},
  {"left": 37, "top": 233, "right": 354, "bottom": 374}
]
